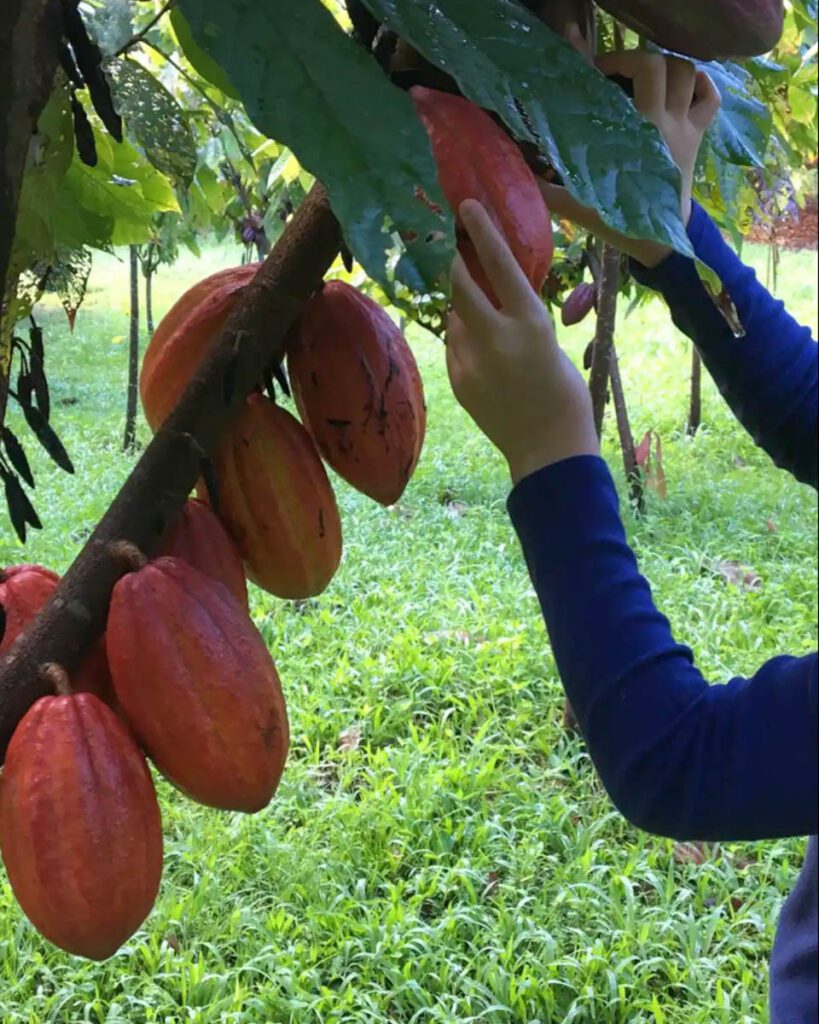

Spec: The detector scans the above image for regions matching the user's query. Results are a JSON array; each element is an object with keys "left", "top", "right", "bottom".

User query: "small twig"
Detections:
[{"left": 113, "top": 0, "right": 176, "bottom": 59}]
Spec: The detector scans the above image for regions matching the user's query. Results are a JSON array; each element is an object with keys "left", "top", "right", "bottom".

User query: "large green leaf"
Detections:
[
  {"left": 701, "top": 62, "right": 771, "bottom": 168},
  {"left": 177, "top": 0, "right": 454, "bottom": 294},
  {"left": 363, "top": 0, "right": 693, "bottom": 258},
  {"left": 170, "top": 8, "right": 241, "bottom": 101},
  {"left": 107, "top": 58, "right": 198, "bottom": 189}
]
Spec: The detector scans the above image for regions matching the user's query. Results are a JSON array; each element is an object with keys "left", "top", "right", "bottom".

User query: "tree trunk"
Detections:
[
  {"left": 588, "top": 244, "right": 620, "bottom": 437},
  {"left": 145, "top": 265, "right": 154, "bottom": 336},
  {"left": 688, "top": 346, "right": 702, "bottom": 437},
  {"left": 0, "top": 184, "right": 341, "bottom": 759},
  {"left": 123, "top": 246, "right": 140, "bottom": 452},
  {"left": 610, "top": 346, "right": 644, "bottom": 511},
  {"left": 0, "top": 0, "right": 63, "bottom": 434}
]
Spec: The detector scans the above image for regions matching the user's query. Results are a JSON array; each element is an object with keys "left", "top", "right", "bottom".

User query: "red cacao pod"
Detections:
[
  {"left": 107, "top": 557, "right": 289, "bottom": 812},
  {"left": 201, "top": 395, "right": 342, "bottom": 600},
  {"left": 0, "top": 566, "right": 116, "bottom": 707},
  {"left": 0, "top": 689, "right": 163, "bottom": 960},
  {"left": 561, "top": 282, "right": 597, "bottom": 327},
  {"left": 288, "top": 282, "right": 426, "bottom": 507},
  {"left": 140, "top": 264, "right": 259, "bottom": 431},
  {"left": 410, "top": 86, "right": 553, "bottom": 307},
  {"left": 158, "top": 499, "right": 248, "bottom": 609}
]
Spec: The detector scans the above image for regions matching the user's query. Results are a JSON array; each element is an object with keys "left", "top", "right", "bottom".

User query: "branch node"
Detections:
[
  {"left": 106, "top": 540, "right": 148, "bottom": 574},
  {"left": 39, "top": 662, "right": 71, "bottom": 696}
]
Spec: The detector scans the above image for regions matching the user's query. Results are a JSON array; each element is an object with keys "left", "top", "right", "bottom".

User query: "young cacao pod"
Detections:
[
  {"left": 561, "top": 283, "right": 597, "bottom": 327},
  {"left": 140, "top": 264, "right": 259, "bottom": 431},
  {"left": 158, "top": 498, "right": 248, "bottom": 609},
  {"left": 107, "top": 556, "right": 289, "bottom": 812},
  {"left": 0, "top": 685, "right": 163, "bottom": 960},
  {"left": 595, "top": 0, "right": 783, "bottom": 60},
  {"left": 201, "top": 395, "right": 342, "bottom": 600},
  {"left": 0, "top": 565, "right": 117, "bottom": 707},
  {"left": 410, "top": 86, "right": 554, "bottom": 307},
  {"left": 288, "top": 281, "right": 426, "bottom": 507}
]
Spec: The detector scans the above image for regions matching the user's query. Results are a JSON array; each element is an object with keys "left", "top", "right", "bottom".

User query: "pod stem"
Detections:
[
  {"left": 106, "top": 540, "right": 149, "bottom": 574},
  {"left": 40, "top": 663, "right": 72, "bottom": 696}
]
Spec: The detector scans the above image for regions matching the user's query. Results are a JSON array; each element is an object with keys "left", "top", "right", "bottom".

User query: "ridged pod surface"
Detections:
[
  {"left": 0, "top": 565, "right": 116, "bottom": 706},
  {"left": 0, "top": 691, "right": 163, "bottom": 960},
  {"left": 201, "top": 395, "right": 342, "bottom": 600},
  {"left": 411, "top": 87, "right": 553, "bottom": 307},
  {"left": 107, "top": 557, "right": 290, "bottom": 812},
  {"left": 289, "top": 282, "right": 426, "bottom": 507},
  {"left": 140, "top": 264, "right": 259, "bottom": 431},
  {"left": 595, "top": 0, "right": 783, "bottom": 59},
  {"left": 158, "top": 499, "right": 248, "bottom": 609}
]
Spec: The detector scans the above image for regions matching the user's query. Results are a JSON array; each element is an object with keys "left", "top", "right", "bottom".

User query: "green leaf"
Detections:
[
  {"left": 107, "top": 58, "right": 198, "bottom": 188},
  {"left": 170, "top": 8, "right": 241, "bottom": 101},
  {"left": 702, "top": 61, "right": 771, "bottom": 167},
  {"left": 363, "top": 0, "right": 693, "bottom": 258},
  {"left": 177, "top": 0, "right": 454, "bottom": 294}
]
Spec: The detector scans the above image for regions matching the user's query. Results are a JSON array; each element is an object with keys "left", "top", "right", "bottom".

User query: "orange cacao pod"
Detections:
[
  {"left": 140, "top": 264, "right": 259, "bottom": 431},
  {"left": 202, "top": 395, "right": 342, "bottom": 600},
  {"left": 0, "top": 565, "right": 116, "bottom": 707},
  {"left": 158, "top": 499, "right": 248, "bottom": 609},
  {"left": 0, "top": 689, "right": 163, "bottom": 960},
  {"left": 107, "top": 556, "right": 290, "bottom": 812},
  {"left": 411, "top": 86, "right": 554, "bottom": 307},
  {"left": 288, "top": 282, "right": 426, "bottom": 507}
]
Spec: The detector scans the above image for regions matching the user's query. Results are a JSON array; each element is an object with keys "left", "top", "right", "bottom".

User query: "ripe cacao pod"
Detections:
[
  {"left": 595, "top": 0, "right": 783, "bottom": 59},
  {"left": 140, "top": 264, "right": 259, "bottom": 431},
  {"left": 288, "top": 282, "right": 426, "bottom": 507},
  {"left": 158, "top": 498, "right": 248, "bottom": 609},
  {"left": 0, "top": 565, "right": 116, "bottom": 706},
  {"left": 0, "top": 688, "right": 163, "bottom": 960},
  {"left": 201, "top": 395, "right": 342, "bottom": 600},
  {"left": 411, "top": 86, "right": 553, "bottom": 307},
  {"left": 107, "top": 556, "right": 289, "bottom": 812},
  {"left": 561, "top": 283, "right": 597, "bottom": 327}
]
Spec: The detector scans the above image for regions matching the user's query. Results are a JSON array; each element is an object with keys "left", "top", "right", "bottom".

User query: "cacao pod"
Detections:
[
  {"left": 140, "top": 264, "right": 259, "bottom": 431},
  {"left": 289, "top": 282, "right": 427, "bottom": 507},
  {"left": 0, "top": 689, "right": 163, "bottom": 960},
  {"left": 561, "top": 283, "right": 597, "bottom": 327},
  {"left": 158, "top": 498, "right": 248, "bottom": 609},
  {"left": 595, "top": 0, "right": 783, "bottom": 59},
  {"left": 0, "top": 565, "right": 116, "bottom": 706},
  {"left": 107, "top": 556, "right": 289, "bottom": 812},
  {"left": 411, "top": 87, "right": 554, "bottom": 308},
  {"left": 201, "top": 395, "right": 342, "bottom": 600}
]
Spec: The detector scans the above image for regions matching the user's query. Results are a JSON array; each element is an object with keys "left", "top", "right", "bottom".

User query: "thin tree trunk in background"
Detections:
[
  {"left": 610, "top": 346, "right": 644, "bottom": 512},
  {"left": 145, "top": 267, "right": 154, "bottom": 336},
  {"left": 688, "top": 347, "right": 702, "bottom": 437},
  {"left": 588, "top": 244, "right": 620, "bottom": 437},
  {"left": 123, "top": 246, "right": 140, "bottom": 452}
]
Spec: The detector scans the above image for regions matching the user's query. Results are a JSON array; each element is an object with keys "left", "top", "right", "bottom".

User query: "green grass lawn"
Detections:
[{"left": 1, "top": 240, "right": 816, "bottom": 1024}]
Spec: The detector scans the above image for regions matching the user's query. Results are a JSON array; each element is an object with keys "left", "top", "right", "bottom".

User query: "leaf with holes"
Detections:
[
  {"left": 362, "top": 0, "right": 693, "bottom": 257},
  {"left": 177, "top": 0, "right": 454, "bottom": 294}
]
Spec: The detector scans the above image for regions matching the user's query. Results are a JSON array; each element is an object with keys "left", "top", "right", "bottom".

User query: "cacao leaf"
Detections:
[
  {"left": 177, "top": 0, "right": 454, "bottom": 294},
  {"left": 20, "top": 406, "right": 75, "bottom": 475},
  {"left": 701, "top": 61, "right": 771, "bottom": 168},
  {"left": 170, "top": 8, "right": 241, "bottom": 100},
  {"left": 16, "top": 370, "right": 33, "bottom": 411},
  {"left": 2, "top": 429, "right": 35, "bottom": 488},
  {"left": 362, "top": 0, "right": 694, "bottom": 258},
  {"left": 59, "top": 45, "right": 85, "bottom": 88}
]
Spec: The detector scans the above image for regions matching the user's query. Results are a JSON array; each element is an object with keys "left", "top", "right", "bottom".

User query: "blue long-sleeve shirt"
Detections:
[{"left": 507, "top": 204, "right": 818, "bottom": 1022}]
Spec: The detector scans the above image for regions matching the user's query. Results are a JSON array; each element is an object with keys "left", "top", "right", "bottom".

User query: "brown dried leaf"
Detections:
[
  {"left": 674, "top": 842, "right": 706, "bottom": 866},
  {"left": 338, "top": 725, "right": 362, "bottom": 752},
  {"left": 712, "top": 560, "right": 762, "bottom": 592}
]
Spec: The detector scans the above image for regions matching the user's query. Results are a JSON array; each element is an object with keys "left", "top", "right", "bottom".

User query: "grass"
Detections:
[{"left": 1, "top": 239, "right": 816, "bottom": 1024}]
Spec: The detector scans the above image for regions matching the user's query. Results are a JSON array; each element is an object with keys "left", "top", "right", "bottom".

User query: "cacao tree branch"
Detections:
[
  {"left": 588, "top": 243, "right": 620, "bottom": 436},
  {"left": 112, "top": 0, "right": 176, "bottom": 58},
  {"left": 689, "top": 346, "right": 702, "bottom": 436},
  {"left": 609, "top": 347, "right": 644, "bottom": 511},
  {"left": 0, "top": 183, "right": 341, "bottom": 759},
  {"left": 123, "top": 245, "right": 140, "bottom": 452}
]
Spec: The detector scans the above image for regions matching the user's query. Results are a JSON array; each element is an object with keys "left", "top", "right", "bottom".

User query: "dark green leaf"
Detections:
[
  {"left": 177, "top": 0, "right": 454, "bottom": 294},
  {"left": 107, "top": 58, "right": 198, "bottom": 189},
  {"left": 2, "top": 429, "right": 35, "bottom": 489},
  {"left": 170, "top": 9, "right": 241, "bottom": 100},
  {"left": 20, "top": 406, "right": 75, "bottom": 475},
  {"left": 363, "top": 0, "right": 693, "bottom": 257},
  {"left": 1, "top": 469, "right": 41, "bottom": 544},
  {"left": 702, "top": 61, "right": 771, "bottom": 167}
]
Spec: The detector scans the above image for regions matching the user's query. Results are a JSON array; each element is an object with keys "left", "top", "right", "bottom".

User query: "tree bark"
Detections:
[
  {"left": 145, "top": 265, "right": 154, "bottom": 336},
  {"left": 123, "top": 246, "right": 140, "bottom": 452},
  {"left": 0, "top": 184, "right": 341, "bottom": 759},
  {"left": 688, "top": 346, "right": 702, "bottom": 437},
  {"left": 0, "top": 0, "right": 63, "bottom": 433},
  {"left": 610, "top": 346, "right": 644, "bottom": 511},
  {"left": 588, "top": 244, "right": 620, "bottom": 437}
]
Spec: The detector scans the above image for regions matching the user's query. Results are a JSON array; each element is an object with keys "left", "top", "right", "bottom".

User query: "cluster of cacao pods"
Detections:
[{"left": 0, "top": 500, "right": 291, "bottom": 960}]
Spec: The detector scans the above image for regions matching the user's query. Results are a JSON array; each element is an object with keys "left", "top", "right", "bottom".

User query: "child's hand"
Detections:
[
  {"left": 540, "top": 48, "right": 722, "bottom": 268},
  {"left": 446, "top": 200, "right": 599, "bottom": 485}
]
